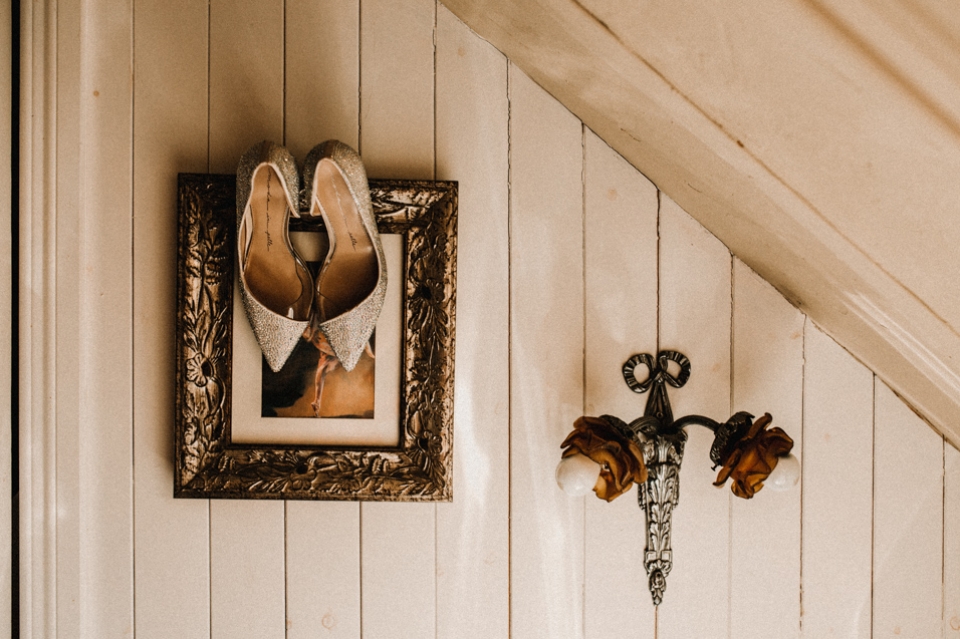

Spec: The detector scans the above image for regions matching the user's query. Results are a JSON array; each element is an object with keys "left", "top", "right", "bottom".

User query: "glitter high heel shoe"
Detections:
[
  {"left": 237, "top": 141, "right": 314, "bottom": 372},
  {"left": 302, "top": 140, "right": 386, "bottom": 372}
]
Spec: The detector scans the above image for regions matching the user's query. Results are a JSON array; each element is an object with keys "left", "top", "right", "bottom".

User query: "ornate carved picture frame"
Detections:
[{"left": 174, "top": 174, "right": 457, "bottom": 501}]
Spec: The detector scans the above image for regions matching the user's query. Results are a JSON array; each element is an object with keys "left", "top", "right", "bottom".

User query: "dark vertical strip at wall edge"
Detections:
[{"left": 11, "top": 0, "right": 20, "bottom": 635}]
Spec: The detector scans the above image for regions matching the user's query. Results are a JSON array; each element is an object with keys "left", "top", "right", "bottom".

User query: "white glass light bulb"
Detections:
[
  {"left": 556, "top": 453, "right": 602, "bottom": 496},
  {"left": 766, "top": 453, "right": 800, "bottom": 492}
]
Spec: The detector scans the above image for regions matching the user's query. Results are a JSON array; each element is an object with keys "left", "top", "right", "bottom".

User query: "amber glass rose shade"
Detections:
[
  {"left": 560, "top": 416, "right": 647, "bottom": 502},
  {"left": 713, "top": 413, "right": 794, "bottom": 499}
]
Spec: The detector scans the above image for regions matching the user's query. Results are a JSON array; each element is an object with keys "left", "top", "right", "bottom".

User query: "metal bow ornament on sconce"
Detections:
[{"left": 556, "top": 351, "right": 799, "bottom": 605}]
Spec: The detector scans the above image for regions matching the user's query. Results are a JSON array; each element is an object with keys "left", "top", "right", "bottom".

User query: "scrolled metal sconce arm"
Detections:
[{"left": 557, "top": 350, "right": 798, "bottom": 606}]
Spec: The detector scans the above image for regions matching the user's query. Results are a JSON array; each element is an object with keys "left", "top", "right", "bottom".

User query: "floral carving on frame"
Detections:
[{"left": 174, "top": 174, "right": 457, "bottom": 501}]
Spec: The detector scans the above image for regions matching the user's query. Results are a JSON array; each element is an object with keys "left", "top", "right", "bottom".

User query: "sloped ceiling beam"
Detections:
[{"left": 442, "top": 0, "right": 960, "bottom": 444}]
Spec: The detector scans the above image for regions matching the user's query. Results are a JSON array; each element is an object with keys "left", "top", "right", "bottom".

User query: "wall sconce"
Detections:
[{"left": 556, "top": 351, "right": 799, "bottom": 605}]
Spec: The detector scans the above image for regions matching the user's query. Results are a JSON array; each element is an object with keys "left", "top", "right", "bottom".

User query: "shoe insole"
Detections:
[
  {"left": 242, "top": 165, "right": 310, "bottom": 319},
  {"left": 313, "top": 159, "right": 378, "bottom": 321}
]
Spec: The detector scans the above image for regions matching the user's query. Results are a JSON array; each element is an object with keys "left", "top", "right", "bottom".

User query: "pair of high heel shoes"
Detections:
[{"left": 237, "top": 140, "right": 386, "bottom": 373}]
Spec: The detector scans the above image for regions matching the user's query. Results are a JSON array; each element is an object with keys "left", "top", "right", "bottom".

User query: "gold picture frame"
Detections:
[{"left": 174, "top": 173, "right": 457, "bottom": 501}]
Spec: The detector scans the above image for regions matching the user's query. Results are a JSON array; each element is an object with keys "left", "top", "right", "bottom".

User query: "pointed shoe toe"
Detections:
[
  {"left": 303, "top": 140, "right": 386, "bottom": 372},
  {"left": 237, "top": 140, "right": 314, "bottom": 372}
]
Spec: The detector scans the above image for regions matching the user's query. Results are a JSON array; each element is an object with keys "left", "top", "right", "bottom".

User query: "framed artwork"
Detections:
[{"left": 174, "top": 173, "right": 457, "bottom": 501}]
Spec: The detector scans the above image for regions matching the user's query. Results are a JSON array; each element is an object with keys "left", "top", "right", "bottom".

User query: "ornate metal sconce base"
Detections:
[
  {"left": 620, "top": 351, "right": 692, "bottom": 605},
  {"left": 561, "top": 350, "right": 795, "bottom": 606},
  {"left": 634, "top": 420, "right": 685, "bottom": 605}
]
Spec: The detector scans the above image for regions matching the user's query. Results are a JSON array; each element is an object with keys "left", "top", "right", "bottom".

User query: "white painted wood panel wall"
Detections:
[{"left": 16, "top": 1, "right": 960, "bottom": 637}]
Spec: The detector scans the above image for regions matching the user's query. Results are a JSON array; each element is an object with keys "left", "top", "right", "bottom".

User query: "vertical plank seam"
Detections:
[
  {"left": 798, "top": 314, "right": 807, "bottom": 638},
  {"left": 505, "top": 59, "right": 513, "bottom": 639},
  {"left": 359, "top": 505, "right": 364, "bottom": 639},
  {"left": 129, "top": 0, "right": 137, "bottom": 633},
  {"left": 208, "top": 501, "right": 213, "bottom": 639},
  {"left": 205, "top": 2, "right": 212, "bottom": 635},
  {"left": 654, "top": 189, "right": 660, "bottom": 354},
  {"left": 282, "top": 8, "right": 289, "bottom": 632},
  {"left": 432, "top": 5, "right": 439, "bottom": 637},
  {"left": 205, "top": 2, "right": 213, "bottom": 635},
  {"left": 357, "top": 7, "right": 364, "bottom": 636},
  {"left": 45, "top": 0, "right": 57, "bottom": 628},
  {"left": 653, "top": 187, "right": 660, "bottom": 639},
  {"left": 356, "top": 0, "right": 362, "bottom": 156},
  {"left": 641, "top": 188, "right": 663, "bottom": 639},
  {"left": 944, "top": 434, "right": 947, "bottom": 638},
  {"left": 205, "top": 0, "right": 211, "bottom": 172},
  {"left": 432, "top": 0, "right": 437, "bottom": 183},
  {"left": 727, "top": 252, "right": 734, "bottom": 639},
  {"left": 46, "top": 0, "right": 57, "bottom": 622},
  {"left": 580, "top": 122, "right": 587, "bottom": 639}
]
